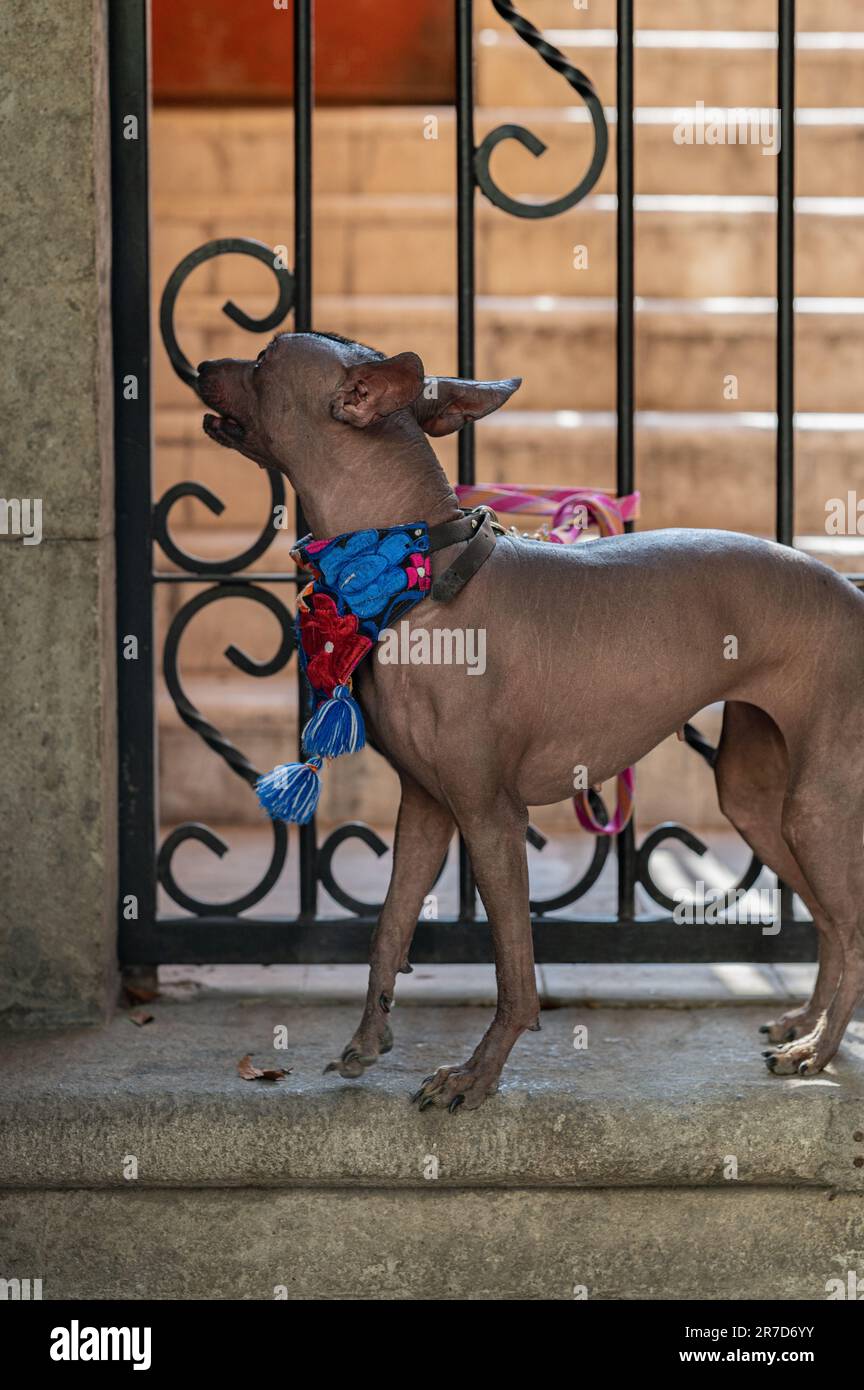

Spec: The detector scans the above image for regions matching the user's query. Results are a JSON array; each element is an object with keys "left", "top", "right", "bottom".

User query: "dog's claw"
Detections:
[
  {"left": 325, "top": 1028, "right": 392, "bottom": 1078},
  {"left": 765, "top": 1055, "right": 777, "bottom": 1072},
  {"left": 758, "top": 1024, "right": 770, "bottom": 1034},
  {"left": 410, "top": 1061, "right": 503, "bottom": 1113},
  {"left": 413, "top": 1074, "right": 439, "bottom": 1108}
]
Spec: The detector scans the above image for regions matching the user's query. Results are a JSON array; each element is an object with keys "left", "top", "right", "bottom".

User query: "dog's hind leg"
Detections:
[
  {"left": 761, "top": 729, "right": 864, "bottom": 1076},
  {"left": 412, "top": 793, "right": 540, "bottom": 1112},
  {"left": 714, "top": 701, "right": 844, "bottom": 1045},
  {"left": 324, "top": 770, "right": 453, "bottom": 1080}
]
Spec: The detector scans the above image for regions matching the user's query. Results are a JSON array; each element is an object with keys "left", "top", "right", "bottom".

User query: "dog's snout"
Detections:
[
  {"left": 197, "top": 360, "right": 218, "bottom": 399},
  {"left": 196, "top": 360, "right": 234, "bottom": 412}
]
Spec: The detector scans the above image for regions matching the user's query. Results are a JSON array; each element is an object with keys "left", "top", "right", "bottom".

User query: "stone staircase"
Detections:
[{"left": 151, "top": 0, "right": 864, "bottom": 834}]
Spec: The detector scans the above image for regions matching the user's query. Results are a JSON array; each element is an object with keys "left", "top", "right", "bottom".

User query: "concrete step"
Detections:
[
  {"left": 478, "top": 29, "right": 864, "bottom": 109},
  {"left": 153, "top": 191, "right": 864, "bottom": 299},
  {"left": 151, "top": 106, "right": 864, "bottom": 201},
  {"left": 6, "top": 991, "right": 857, "bottom": 1191},
  {"left": 478, "top": 0, "right": 864, "bottom": 32},
  {"left": 153, "top": 292, "right": 864, "bottom": 413},
  {"left": 155, "top": 407, "right": 864, "bottom": 538},
  {"left": 160, "top": 960, "right": 815, "bottom": 1008},
  {"left": 11, "top": 1181, "right": 862, "bottom": 1299},
  {"left": 2, "top": 990, "right": 862, "bottom": 1298}
]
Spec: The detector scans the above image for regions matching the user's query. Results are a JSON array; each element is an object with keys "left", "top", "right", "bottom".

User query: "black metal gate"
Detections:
[{"left": 112, "top": 0, "right": 817, "bottom": 965}]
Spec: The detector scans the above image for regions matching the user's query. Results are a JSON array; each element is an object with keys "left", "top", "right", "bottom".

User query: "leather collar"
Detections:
[{"left": 427, "top": 508, "right": 497, "bottom": 602}]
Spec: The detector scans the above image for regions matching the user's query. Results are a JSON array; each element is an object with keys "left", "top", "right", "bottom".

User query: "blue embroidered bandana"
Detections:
[{"left": 256, "top": 522, "right": 432, "bottom": 823}]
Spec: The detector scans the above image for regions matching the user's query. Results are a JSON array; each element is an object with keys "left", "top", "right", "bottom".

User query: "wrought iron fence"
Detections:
[{"left": 112, "top": 0, "right": 817, "bottom": 965}]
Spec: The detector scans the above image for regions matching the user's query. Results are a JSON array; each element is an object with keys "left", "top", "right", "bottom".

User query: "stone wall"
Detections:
[{"left": 0, "top": 0, "right": 116, "bottom": 1026}]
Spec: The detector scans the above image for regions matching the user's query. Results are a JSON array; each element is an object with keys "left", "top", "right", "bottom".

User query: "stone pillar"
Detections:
[{"left": 0, "top": 0, "right": 117, "bottom": 1025}]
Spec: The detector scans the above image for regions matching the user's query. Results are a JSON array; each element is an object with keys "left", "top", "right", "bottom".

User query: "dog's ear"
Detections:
[
  {"left": 330, "top": 351, "right": 425, "bottom": 428},
  {"left": 416, "top": 376, "right": 522, "bottom": 437}
]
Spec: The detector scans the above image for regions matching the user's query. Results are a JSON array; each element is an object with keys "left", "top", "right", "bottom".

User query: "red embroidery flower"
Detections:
[
  {"left": 300, "top": 592, "right": 371, "bottom": 695},
  {"left": 406, "top": 552, "right": 431, "bottom": 591}
]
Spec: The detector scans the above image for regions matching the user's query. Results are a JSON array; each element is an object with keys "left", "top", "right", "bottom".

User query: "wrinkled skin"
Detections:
[{"left": 198, "top": 332, "right": 864, "bottom": 1109}]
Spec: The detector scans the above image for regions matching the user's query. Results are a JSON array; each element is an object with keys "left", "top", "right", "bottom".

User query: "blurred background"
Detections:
[{"left": 150, "top": 0, "right": 864, "bottom": 915}]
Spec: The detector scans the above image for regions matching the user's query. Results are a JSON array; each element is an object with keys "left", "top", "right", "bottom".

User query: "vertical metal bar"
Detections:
[
  {"left": 456, "top": 0, "right": 476, "bottom": 484},
  {"left": 616, "top": 0, "right": 636, "bottom": 920},
  {"left": 109, "top": 0, "right": 157, "bottom": 956},
  {"left": 616, "top": 0, "right": 635, "bottom": 509},
  {"left": 456, "top": 0, "right": 477, "bottom": 920},
  {"left": 294, "top": 0, "right": 313, "bottom": 334},
  {"left": 294, "top": 0, "right": 317, "bottom": 917},
  {"left": 777, "top": 0, "right": 795, "bottom": 548},
  {"left": 777, "top": 0, "right": 796, "bottom": 924}
]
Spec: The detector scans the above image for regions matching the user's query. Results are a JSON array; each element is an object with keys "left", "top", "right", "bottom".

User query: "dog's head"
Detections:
[{"left": 197, "top": 332, "right": 520, "bottom": 474}]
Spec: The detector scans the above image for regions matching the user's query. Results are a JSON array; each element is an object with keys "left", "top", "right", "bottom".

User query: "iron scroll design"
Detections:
[
  {"left": 474, "top": 0, "right": 609, "bottom": 218},
  {"left": 528, "top": 801, "right": 610, "bottom": 914},
  {"left": 159, "top": 237, "right": 294, "bottom": 389},
  {"left": 314, "top": 811, "right": 612, "bottom": 919},
  {"left": 634, "top": 728, "right": 763, "bottom": 913},
  {"left": 156, "top": 238, "right": 293, "bottom": 575},
  {"left": 636, "top": 824, "right": 763, "bottom": 916},
  {"left": 317, "top": 823, "right": 450, "bottom": 917},
  {"left": 156, "top": 238, "right": 296, "bottom": 914},
  {"left": 157, "top": 584, "right": 296, "bottom": 916}
]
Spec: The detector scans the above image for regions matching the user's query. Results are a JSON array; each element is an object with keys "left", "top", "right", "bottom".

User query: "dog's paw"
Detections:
[
  {"left": 410, "top": 1061, "right": 502, "bottom": 1113},
  {"left": 762, "top": 1022, "right": 833, "bottom": 1076},
  {"left": 324, "top": 1022, "right": 393, "bottom": 1080},
  {"left": 758, "top": 1005, "right": 821, "bottom": 1046}
]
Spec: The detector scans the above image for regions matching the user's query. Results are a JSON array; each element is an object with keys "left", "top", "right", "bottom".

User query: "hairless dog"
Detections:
[{"left": 197, "top": 331, "right": 864, "bottom": 1111}]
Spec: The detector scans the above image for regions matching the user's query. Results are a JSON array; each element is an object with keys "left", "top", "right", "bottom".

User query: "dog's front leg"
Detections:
[
  {"left": 324, "top": 770, "right": 453, "bottom": 1079},
  {"left": 412, "top": 795, "right": 540, "bottom": 1112}
]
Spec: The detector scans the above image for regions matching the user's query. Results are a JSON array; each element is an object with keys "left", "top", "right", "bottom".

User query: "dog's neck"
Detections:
[{"left": 278, "top": 415, "right": 462, "bottom": 539}]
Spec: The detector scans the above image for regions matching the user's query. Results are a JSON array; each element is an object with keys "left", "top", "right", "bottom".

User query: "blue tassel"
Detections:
[
  {"left": 302, "top": 684, "right": 366, "bottom": 757},
  {"left": 256, "top": 756, "right": 322, "bottom": 824}
]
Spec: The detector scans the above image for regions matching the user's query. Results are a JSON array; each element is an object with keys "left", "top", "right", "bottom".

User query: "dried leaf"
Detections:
[
  {"left": 237, "top": 1053, "right": 289, "bottom": 1082},
  {"left": 129, "top": 1011, "right": 154, "bottom": 1026}
]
